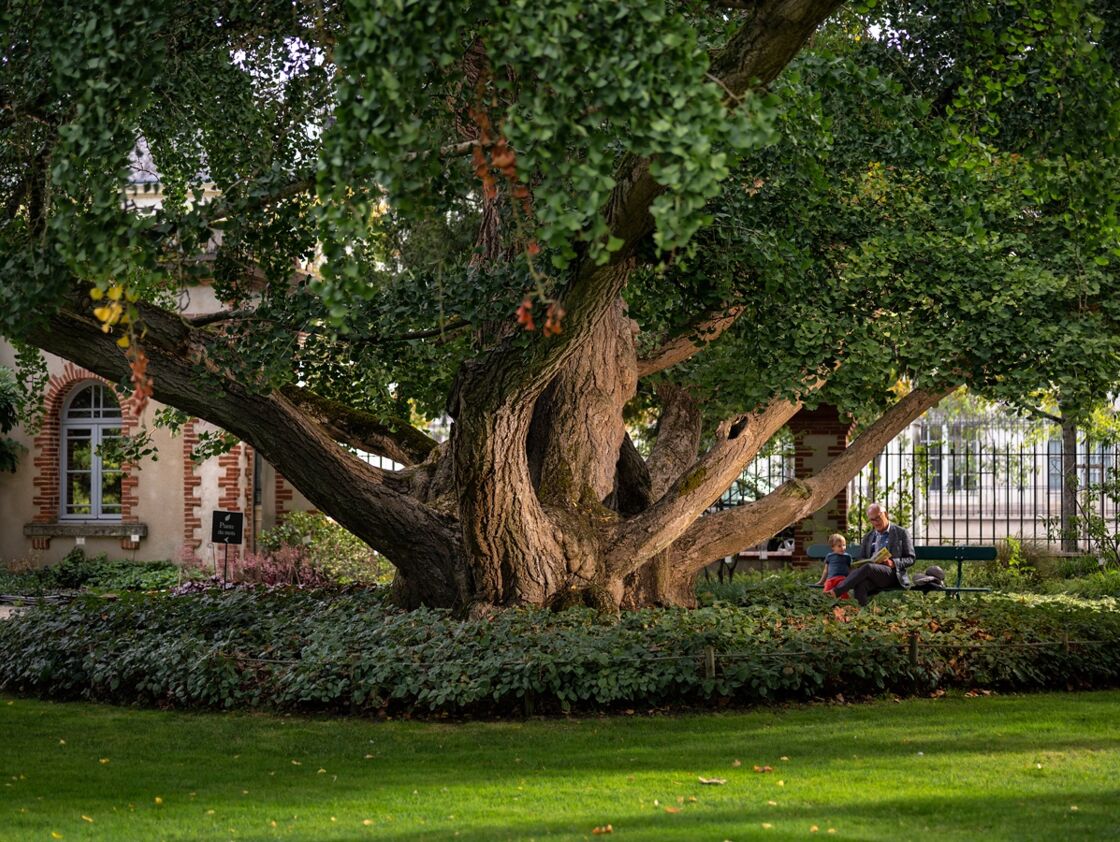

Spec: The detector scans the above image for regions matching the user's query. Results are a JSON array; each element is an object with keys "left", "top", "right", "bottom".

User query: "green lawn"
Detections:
[{"left": 2, "top": 691, "right": 1118, "bottom": 841}]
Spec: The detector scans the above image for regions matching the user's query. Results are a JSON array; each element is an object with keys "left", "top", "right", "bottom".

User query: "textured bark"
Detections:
[
  {"left": 646, "top": 384, "right": 703, "bottom": 499},
  {"left": 535, "top": 298, "right": 638, "bottom": 506},
  {"left": 1060, "top": 414, "right": 1079, "bottom": 553}
]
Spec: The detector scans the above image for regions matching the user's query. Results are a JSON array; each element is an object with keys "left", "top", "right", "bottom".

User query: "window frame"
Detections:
[{"left": 59, "top": 383, "right": 123, "bottom": 522}]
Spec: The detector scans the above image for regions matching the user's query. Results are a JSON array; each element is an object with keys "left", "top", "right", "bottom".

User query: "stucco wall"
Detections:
[{"left": 0, "top": 341, "right": 307, "bottom": 569}]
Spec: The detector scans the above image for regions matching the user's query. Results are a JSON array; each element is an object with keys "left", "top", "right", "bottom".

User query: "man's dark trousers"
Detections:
[{"left": 832, "top": 563, "right": 898, "bottom": 606}]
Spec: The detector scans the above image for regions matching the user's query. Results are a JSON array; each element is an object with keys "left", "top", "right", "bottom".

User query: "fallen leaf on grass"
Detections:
[
  {"left": 98, "top": 758, "right": 110, "bottom": 765},
  {"left": 699, "top": 777, "right": 726, "bottom": 785},
  {"left": 153, "top": 797, "right": 163, "bottom": 805},
  {"left": 592, "top": 824, "right": 613, "bottom": 834},
  {"left": 291, "top": 760, "right": 301, "bottom": 766},
  {"left": 767, "top": 800, "right": 778, "bottom": 806},
  {"left": 363, "top": 819, "right": 374, "bottom": 826},
  {"left": 777, "top": 780, "right": 785, "bottom": 787},
  {"left": 780, "top": 756, "right": 789, "bottom": 761},
  {"left": 810, "top": 825, "right": 819, "bottom": 832},
  {"left": 753, "top": 765, "right": 773, "bottom": 773},
  {"left": 80, "top": 815, "right": 93, "bottom": 823},
  {"left": 51, "top": 833, "right": 62, "bottom": 840},
  {"left": 761, "top": 822, "right": 773, "bottom": 829},
  {"left": 663, "top": 806, "right": 681, "bottom": 814},
  {"left": 732, "top": 759, "right": 742, "bottom": 767}
]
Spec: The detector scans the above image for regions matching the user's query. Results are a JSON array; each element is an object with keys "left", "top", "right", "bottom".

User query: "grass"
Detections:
[{"left": 1, "top": 692, "right": 1118, "bottom": 841}]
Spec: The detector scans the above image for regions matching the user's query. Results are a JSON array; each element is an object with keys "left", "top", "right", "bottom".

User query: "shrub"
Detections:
[
  {"left": 2, "top": 586, "right": 1117, "bottom": 717},
  {"left": 0, "top": 549, "right": 196, "bottom": 595},
  {"left": 256, "top": 512, "right": 391, "bottom": 585}
]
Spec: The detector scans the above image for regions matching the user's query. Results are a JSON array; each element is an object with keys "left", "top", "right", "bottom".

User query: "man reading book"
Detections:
[{"left": 830, "top": 503, "right": 916, "bottom": 605}]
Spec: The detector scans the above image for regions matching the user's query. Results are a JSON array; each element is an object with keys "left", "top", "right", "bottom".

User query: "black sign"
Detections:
[{"left": 211, "top": 510, "right": 244, "bottom": 544}]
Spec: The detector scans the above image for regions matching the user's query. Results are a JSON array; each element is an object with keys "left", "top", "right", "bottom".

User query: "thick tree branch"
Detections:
[
  {"left": 606, "top": 387, "right": 815, "bottom": 575},
  {"left": 673, "top": 385, "right": 954, "bottom": 570},
  {"left": 637, "top": 305, "right": 745, "bottom": 377},
  {"left": 21, "top": 296, "right": 464, "bottom": 595},
  {"left": 279, "top": 384, "right": 438, "bottom": 467},
  {"left": 645, "top": 383, "right": 703, "bottom": 498}
]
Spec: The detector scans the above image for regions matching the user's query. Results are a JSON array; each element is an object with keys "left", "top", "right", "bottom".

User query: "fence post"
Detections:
[{"left": 704, "top": 646, "right": 717, "bottom": 680}]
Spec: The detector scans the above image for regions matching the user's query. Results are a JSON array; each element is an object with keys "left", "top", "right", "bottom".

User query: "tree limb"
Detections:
[
  {"left": 637, "top": 305, "right": 745, "bottom": 377},
  {"left": 20, "top": 295, "right": 463, "bottom": 590},
  {"left": 606, "top": 387, "right": 816, "bottom": 575},
  {"left": 672, "top": 385, "right": 954, "bottom": 570},
  {"left": 279, "top": 384, "right": 438, "bottom": 467},
  {"left": 645, "top": 383, "right": 703, "bottom": 498}
]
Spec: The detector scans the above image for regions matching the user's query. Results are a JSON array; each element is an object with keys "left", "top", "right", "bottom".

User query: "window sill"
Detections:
[{"left": 23, "top": 522, "right": 149, "bottom": 539}]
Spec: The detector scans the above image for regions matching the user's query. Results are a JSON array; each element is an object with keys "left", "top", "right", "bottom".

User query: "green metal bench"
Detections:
[{"left": 806, "top": 543, "right": 995, "bottom": 598}]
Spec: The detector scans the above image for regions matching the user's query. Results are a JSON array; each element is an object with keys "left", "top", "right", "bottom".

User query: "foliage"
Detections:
[
  {"left": 257, "top": 512, "right": 393, "bottom": 585},
  {"left": 0, "top": 366, "right": 23, "bottom": 472},
  {"left": 0, "top": 549, "right": 194, "bottom": 595},
  {"left": 1, "top": 585, "right": 1117, "bottom": 715},
  {"left": 1040, "top": 569, "right": 1120, "bottom": 598},
  {"left": 1053, "top": 467, "right": 1120, "bottom": 568}
]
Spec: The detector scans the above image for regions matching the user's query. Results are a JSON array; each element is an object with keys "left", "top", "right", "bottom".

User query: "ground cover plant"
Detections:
[
  {"left": 1, "top": 690, "right": 1117, "bottom": 841},
  {"left": 2, "top": 584, "right": 1117, "bottom": 716}
]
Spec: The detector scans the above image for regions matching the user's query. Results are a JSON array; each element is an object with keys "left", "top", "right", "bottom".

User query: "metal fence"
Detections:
[{"left": 715, "top": 415, "right": 1120, "bottom": 553}]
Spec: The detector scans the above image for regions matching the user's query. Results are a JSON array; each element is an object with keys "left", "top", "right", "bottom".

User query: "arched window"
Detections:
[{"left": 60, "top": 383, "right": 122, "bottom": 520}]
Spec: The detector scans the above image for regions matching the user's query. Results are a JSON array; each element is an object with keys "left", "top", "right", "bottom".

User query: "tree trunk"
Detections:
[{"left": 1061, "top": 415, "right": 1079, "bottom": 553}]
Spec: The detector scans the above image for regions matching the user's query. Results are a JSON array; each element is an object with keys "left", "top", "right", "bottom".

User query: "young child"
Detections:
[{"left": 816, "top": 533, "right": 852, "bottom": 599}]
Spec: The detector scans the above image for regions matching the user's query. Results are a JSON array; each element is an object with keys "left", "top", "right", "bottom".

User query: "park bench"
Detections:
[{"left": 806, "top": 544, "right": 995, "bottom": 598}]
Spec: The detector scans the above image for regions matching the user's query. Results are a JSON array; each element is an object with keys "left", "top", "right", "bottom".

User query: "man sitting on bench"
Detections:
[{"left": 831, "top": 503, "right": 916, "bottom": 605}]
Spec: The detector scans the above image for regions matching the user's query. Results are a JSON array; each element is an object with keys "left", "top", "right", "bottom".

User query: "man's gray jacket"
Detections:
[{"left": 859, "top": 523, "right": 917, "bottom": 588}]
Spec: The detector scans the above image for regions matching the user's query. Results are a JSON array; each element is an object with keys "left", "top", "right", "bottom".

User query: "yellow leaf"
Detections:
[
  {"left": 93, "top": 307, "right": 111, "bottom": 322},
  {"left": 115, "top": 335, "right": 130, "bottom": 349},
  {"left": 58, "top": 740, "right": 65, "bottom": 745},
  {"left": 206, "top": 810, "right": 215, "bottom": 815},
  {"left": 317, "top": 768, "right": 326, "bottom": 774},
  {"left": 777, "top": 780, "right": 785, "bottom": 787},
  {"left": 780, "top": 756, "right": 790, "bottom": 761},
  {"left": 762, "top": 822, "right": 773, "bottom": 829},
  {"left": 51, "top": 833, "right": 63, "bottom": 839},
  {"left": 767, "top": 800, "right": 778, "bottom": 806},
  {"left": 90, "top": 288, "right": 104, "bottom": 301},
  {"left": 80, "top": 816, "right": 93, "bottom": 823},
  {"left": 363, "top": 819, "right": 374, "bottom": 826},
  {"left": 107, "top": 285, "right": 122, "bottom": 301},
  {"left": 99, "top": 758, "right": 110, "bottom": 765},
  {"left": 154, "top": 797, "right": 163, "bottom": 805},
  {"left": 811, "top": 826, "right": 819, "bottom": 833},
  {"left": 663, "top": 807, "right": 680, "bottom": 814},
  {"left": 291, "top": 760, "right": 301, "bottom": 766},
  {"left": 270, "top": 820, "right": 277, "bottom": 828}
]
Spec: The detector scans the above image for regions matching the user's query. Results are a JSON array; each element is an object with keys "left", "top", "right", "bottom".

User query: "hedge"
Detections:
[{"left": 1, "top": 587, "right": 1118, "bottom": 716}]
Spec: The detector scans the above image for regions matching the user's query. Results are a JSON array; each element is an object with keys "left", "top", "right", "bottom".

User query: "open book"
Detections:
[{"left": 854, "top": 546, "right": 891, "bottom": 566}]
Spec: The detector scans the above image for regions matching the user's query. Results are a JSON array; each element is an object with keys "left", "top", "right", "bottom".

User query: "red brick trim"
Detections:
[
  {"left": 275, "top": 472, "right": 294, "bottom": 524},
  {"left": 31, "top": 364, "right": 141, "bottom": 550},
  {"left": 182, "top": 420, "right": 202, "bottom": 552}
]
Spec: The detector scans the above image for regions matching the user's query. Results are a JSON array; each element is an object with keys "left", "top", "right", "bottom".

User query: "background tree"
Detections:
[{"left": 2, "top": 0, "right": 1118, "bottom": 610}]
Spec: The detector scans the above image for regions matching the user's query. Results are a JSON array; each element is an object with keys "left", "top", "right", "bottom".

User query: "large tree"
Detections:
[{"left": 2, "top": 1, "right": 1119, "bottom": 611}]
